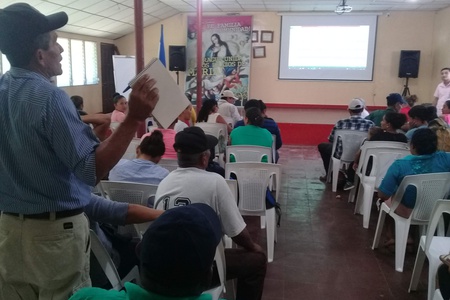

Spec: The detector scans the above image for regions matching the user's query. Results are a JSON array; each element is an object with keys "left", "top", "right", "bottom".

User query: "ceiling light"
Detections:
[{"left": 335, "top": 0, "right": 352, "bottom": 14}]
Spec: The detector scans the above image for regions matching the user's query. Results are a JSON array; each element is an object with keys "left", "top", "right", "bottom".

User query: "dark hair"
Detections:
[
  {"left": 177, "top": 152, "right": 205, "bottom": 168},
  {"left": 197, "top": 100, "right": 217, "bottom": 123},
  {"left": 245, "top": 107, "right": 264, "bottom": 127},
  {"left": 139, "top": 130, "right": 165, "bottom": 157},
  {"left": 444, "top": 100, "right": 450, "bottom": 111},
  {"left": 408, "top": 105, "right": 433, "bottom": 122},
  {"left": 411, "top": 128, "right": 437, "bottom": 155},
  {"left": 8, "top": 32, "right": 51, "bottom": 67},
  {"left": 426, "top": 105, "right": 438, "bottom": 120},
  {"left": 70, "top": 95, "right": 84, "bottom": 110},
  {"left": 384, "top": 112, "right": 407, "bottom": 130},
  {"left": 258, "top": 100, "right": 267, "bottom": 111},
  {"left": 405, "top": 95, "right": 418, "bottom": 107},
  {"left": 243, "top": 99, "right": 261, "bottom": 110},
  {"left": 349, "top": 108, "right": 364, "bottom": 114},
  {"left": 441, "top": 68, "right": 450, "bottom": 72},
  {"left": 112, "top": 93, "right": 125, "bottom": 104}
]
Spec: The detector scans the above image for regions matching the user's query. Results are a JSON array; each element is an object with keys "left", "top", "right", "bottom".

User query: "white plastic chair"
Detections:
[
  {"left": 195, "top": 123, "right": 228, "bottom": 166},
  {"left": 110, "top": 122, "right": 120, "bottom": 132},
  {"left": 224, "top": 179, "right": 238, "bottom": 249},
  {"left": 100, "top": 180, "right": 159, "bottom": 237},
  {"left": 372, "top": 173, "right": 450, "bottom": 272},
  {"left": 90, "top": 230, "right": 140, "bottom": 290},
  {"left": 225, "top": 162, "right": 282, "bottom": 263},
  {"left": 349, "top": 141, "right": 410, "bottom": 203},
  {"left": 409, "top": 199, "right": 450, "bottom": 300},
  {"left": 226, "top": 145, "right": 272, "bottom": 163},
  {"left": 122, "top": 138, "right": 141, "bottom": 160},
  {"left": 353, "top": 142, "right": 410, "bottom": 228},
  {"left": 327, "top": 129, "right": 368, "bottom": 192},
  {"left": 158, "top": 158, "right": 178, "bottom": 172},
  {"left": 433, "top": 289, "right": 444, "bottom": 300}
]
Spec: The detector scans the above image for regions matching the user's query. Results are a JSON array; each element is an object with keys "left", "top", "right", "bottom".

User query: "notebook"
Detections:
[{"left": 127, "top": 58, "right": 190, "bottom": 129}]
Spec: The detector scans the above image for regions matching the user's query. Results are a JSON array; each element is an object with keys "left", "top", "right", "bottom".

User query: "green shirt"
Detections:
[
  {"left": 365, "top": 107, "right": 396, "bottom": 127},
  {"left": 70, "top": 282, "right": 213, "bottom": 300},
  {"left": 230, "top": 125, "right": 273, "bottom": 162}
]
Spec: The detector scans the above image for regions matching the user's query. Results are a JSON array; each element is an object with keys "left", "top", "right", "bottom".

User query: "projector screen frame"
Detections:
[{"left": 278, "top": 14, "right": 378, "bottom": 81}]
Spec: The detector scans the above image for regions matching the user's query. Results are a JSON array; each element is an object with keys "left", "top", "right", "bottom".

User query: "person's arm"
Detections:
[
  {"left": 124, "top": 204, "right": 163, "bottom": 224},
  {"left": 231, "top": 228, "right": 265, "bottom": 253},
  {"left": 231, "top": 105, "right": 242, "bottom": 124},
  {"left": 217, "top": 115, "right": 232, "bottom": 133},
  {"left": 434, "top": 96, "right": 439, "bottom": 106},
  {"left": 94, "top": 75, "right": 159, "bottom": 183},
  {"left": 81, "top": 114, "right": 111, "bottom": 141}
]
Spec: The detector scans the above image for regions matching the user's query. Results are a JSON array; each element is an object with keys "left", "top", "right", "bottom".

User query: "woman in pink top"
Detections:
[
  {"left": 441, "top": 100, "right": 450, "bottom": 125},
  {"left": 111, "top": 93, "right": 127, "bottom": 122},
  {"left": 141, "top": 120, "right": 178, "bottom": 159}
]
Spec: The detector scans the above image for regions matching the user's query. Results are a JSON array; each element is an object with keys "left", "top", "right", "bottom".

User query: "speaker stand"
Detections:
[
  {"left": 401, "top": 77, "right": 410, "bottom": 97},
  {"left": 176, "top": 71, "right": 179, "bottom": 85}
]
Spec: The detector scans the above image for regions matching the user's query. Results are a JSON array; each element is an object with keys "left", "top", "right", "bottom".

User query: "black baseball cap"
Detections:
[
  {"left": 0, "top": 3, "right": 68, "bottom": 65},
  {"left": 140, "top": 203, "right": 222, "bottom": 295},
  {"left": 173, "top": 127, "right": 218, "bottom": 154}
]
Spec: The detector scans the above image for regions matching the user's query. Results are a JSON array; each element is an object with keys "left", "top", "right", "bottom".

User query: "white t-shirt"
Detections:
[
  {"left": 174, "top": 119, "right": 188, "bottom": 133},
  {"left": 217, "top": 99, "right": 242, "bottom": 127},
  {"left": 155, "top": 167, "right": 246, "bottom": 237}
]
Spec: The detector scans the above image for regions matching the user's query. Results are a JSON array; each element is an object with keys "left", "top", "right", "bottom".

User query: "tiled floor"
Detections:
[{"left": 250, "top": 145, "right": 429, "bottom": 300}]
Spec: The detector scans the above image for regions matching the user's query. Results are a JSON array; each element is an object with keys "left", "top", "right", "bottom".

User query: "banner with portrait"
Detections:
[{"left": 185, "top": 15, "right": 252, "bottom": 106}]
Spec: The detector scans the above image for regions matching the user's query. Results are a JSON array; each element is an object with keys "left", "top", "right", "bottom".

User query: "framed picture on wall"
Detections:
[
  {"left": 261, "top": 30, "right": 274, "bottom": 43},
  {"left": 253, "top": 46, "right": 266, "bottom": 58},
  {"left": 252, "top": 30, "right": 259, "bottom": 42}
]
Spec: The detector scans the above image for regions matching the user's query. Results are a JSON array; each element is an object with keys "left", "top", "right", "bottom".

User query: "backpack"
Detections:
[{"left": 428, "top": 118, "right": 450, "bottom": 152}]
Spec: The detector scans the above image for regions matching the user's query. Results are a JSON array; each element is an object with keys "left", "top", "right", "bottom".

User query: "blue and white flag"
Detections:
[{"left": 158, "top": 24, "right": 166, "bottom": 67}]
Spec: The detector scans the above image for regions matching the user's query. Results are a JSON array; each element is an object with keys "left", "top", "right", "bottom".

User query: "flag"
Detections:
[{"left": 158, "top": 24, "right": 166, "bottom": 67}]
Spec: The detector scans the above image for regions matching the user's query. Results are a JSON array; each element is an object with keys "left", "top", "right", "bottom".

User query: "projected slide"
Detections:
[
  {"left": 279, "top": 15, "right": 377, "bottom": 81},
  {"left": 288, "top": 26, "right": 369, "bottom": 70}
]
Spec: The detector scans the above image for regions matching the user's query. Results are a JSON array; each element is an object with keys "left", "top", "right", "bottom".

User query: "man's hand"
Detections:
[{"left": 127, "top": 75, "right": 159, "bottom": 121}]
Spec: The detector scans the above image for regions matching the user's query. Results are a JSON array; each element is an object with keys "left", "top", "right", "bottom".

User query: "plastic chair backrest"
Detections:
[
  {"left": 357, "top": 141, "right": 410, "bottom": 175},
  {"left": 332, "top": 129, "right": 368, "bottom": 162},
  {"left": 226, "top": 145, "right": 273, "bottom": 163},
  {"left": 423, "top": 199, "right": 450, "bottom": 252},
  {"left": 390, "top": 173, "right": 450, "bottom": 222},
  {"left": 225, "top": 162, "right": 281, "bottom": 216},
  {"left": 90, "top": 230, "right": 123, "bottom": 290},
  {"left": 361, "top": 146, "right": 410, "bottom": 187},
  {"left": 225, "top": 179, "right": 238, "bottom": 203},
  {"left": 271, "top": 134, "right": 276, "bottom": 163},
  {"left": 100, "top": 181, "right": 158, "bottom": 207},
  {"left": 433, "top": 289, "right": 445, "bottom": 300},
  {"left": 195, "top": 123, "right": 228, "bottom": 154},
  {"left": 110, "top": 122, "right": 120, "bottom": 131}
]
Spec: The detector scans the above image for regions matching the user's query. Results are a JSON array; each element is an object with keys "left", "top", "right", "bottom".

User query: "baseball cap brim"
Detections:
[{"left": 46, "top": 11, "right": 69, "bottom": 32}]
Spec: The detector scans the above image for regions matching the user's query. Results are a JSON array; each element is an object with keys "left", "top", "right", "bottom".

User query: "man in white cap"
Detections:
[
  {"left": 0, "top": 3, "right": 158, "bottom": 299},
  {"left": 317, "top": 98, "right": 374, "bottom": 181},
  {"left": 217, "top": 90, "right": 243, "bottom": 127}
]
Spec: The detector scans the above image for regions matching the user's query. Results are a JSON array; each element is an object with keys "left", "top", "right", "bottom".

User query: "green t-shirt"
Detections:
[
  {"left": 229, "top": 125, "right": 273, "bottom": 162},
  {"left": 366, "top": 107, "right": 395, "bottom": 127},
  {"left": 70, "top": 282, "right": 213, "bottom": 300}
]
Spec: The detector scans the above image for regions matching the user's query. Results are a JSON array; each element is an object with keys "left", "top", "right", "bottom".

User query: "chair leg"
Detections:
[
  {"left": 331, "top": 160, "right": 340, "bottom": 192},
  {"left": 260, "top": 216, "right": 266, "bottom": 229},
  {"left": 372, "top": 209, "right": 387, "bottom": 249},
  {"left": 348, "top": 176, "right": 360, "bottom": 203},
  {"left": 394, "top": 220, "right": 410, "bottom": 272},
  {"left": 354, "top": 181, "right": 364, "bottom": 215},
  {"left": 408, "top": 246, "right": 426, "bottom": 292},
  {"left": 266, "top": 208, "right": 276, "bottom": 263},
  {"left": 362, "top": 185, "right": 375, "bottom": 229},
  {"left": 427, "top": 257, "right": 442, "bottom": 300}
]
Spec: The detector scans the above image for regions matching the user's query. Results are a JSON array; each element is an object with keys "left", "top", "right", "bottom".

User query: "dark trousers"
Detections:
[
  {"left": 318, "top": 142, "right": 332, "bottom": 174},
  {"left": 212, "top": 248, "right": 267, "bottom": 300}
]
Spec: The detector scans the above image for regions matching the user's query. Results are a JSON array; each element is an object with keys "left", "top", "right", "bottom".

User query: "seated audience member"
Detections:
[
  {"left": 111, "top": 93, "right": 128, "bottom": 123},
  {"left": 441, "top": 99, "right": 450, "bottom": 125},
  {"left": 377, "top": 128, "right": 450, "bottom": 244},
  {"left": 185, "top": 93, "right": 197, "bottom": 125},
  {"left": 71, "top": 203, "right": 221, "bottom": 300},
  {"left": 366, "top": 93, "right": 406, "bottom": 126},
  {"left": 109, "top": 131, "right": 169, "bottom": 184},
  {"left": 217, "top": 90, "right": 243, "bottom": 127},
  {"left": 405, "top": 105, "right": 436, "bottom": 141},
  {"left": 359, "top": 98, "right": 370, "bottom": 118},
  {"left": 400, "top": 94, "right": 418, "bottom": 119},
  {"left": 71, "top": 95, "right": 88, "bottom": 115},
  {"left": 344, "top": 112, "right": 408, "bottom": 190},
  {"left": 235, "top": 99, "right": 283, "bottom": 162},
  {"left": 318, "top": 98, "right": 374, "bottom": 181},
  {"left": 141, "top": 120, "right": 178, "bottom": 159},
  {"left": 155, "top": 127, "right": 267, "bottom": 300},
  {"left": 174, "top": 103, "right": 193, "bottom": 132},
  {"left": 197, "top": 99, "right": 232, "bottom": 133},
  {"left": 85, "top": 193, "right": 163, "bottom": 288}
]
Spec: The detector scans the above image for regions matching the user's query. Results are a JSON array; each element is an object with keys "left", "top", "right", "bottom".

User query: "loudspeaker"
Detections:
[
  {"left": 398, "top": 50, "right": 420, "bottom": 78},
  {"left": 169, "top": 45, "right": 186, "bottom": 72}
]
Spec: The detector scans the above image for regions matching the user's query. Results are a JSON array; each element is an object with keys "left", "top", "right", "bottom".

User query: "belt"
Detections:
[{"left": 2, "top": 208, "right": 84, "bottom": 220}]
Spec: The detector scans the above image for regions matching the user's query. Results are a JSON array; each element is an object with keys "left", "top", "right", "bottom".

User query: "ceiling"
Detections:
[{"left": 1, "top": 0, "right": 450, "bottom": 40}]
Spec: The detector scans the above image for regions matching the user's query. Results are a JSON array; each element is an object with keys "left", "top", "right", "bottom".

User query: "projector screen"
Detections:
[{"left": 279, "top": 15, "right": 378, "bottom": 81}]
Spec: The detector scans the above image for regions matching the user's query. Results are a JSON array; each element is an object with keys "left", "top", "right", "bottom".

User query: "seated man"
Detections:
[
  {"left": 217, "top": 90, "right": 243, "bottom": 127},
  {"left": 317, "top": 98, "right": 374, "bottom": 181},
  {"left": 71, "top": 203, "right": 221, "bottom": 300},
  {"left": 155, "top": 127, "right": 267, "bottom": 300},
  {"left": 366, "top": 93, "right": 406, "bottom": 126}
]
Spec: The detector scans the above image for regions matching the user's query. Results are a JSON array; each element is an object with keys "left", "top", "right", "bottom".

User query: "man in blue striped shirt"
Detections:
[{"left": 0, "top": 3, "right": 159, "bottom": 300}]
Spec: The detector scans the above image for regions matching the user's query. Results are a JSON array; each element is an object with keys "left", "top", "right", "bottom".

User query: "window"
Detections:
[
  {"left": 57, "top": 37, "right": 99, "bottom": 87},
  {"left": 0, "top": 38, "right": 98, "bottom": 87}
]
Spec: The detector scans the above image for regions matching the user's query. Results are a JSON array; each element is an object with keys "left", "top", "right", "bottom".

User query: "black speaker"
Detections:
[
  {"left": 169, "top": 45, "right": 186, "bottom": 72},
  {"left": 398, "top": 50, "right": 420, "bottom": 78}
]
